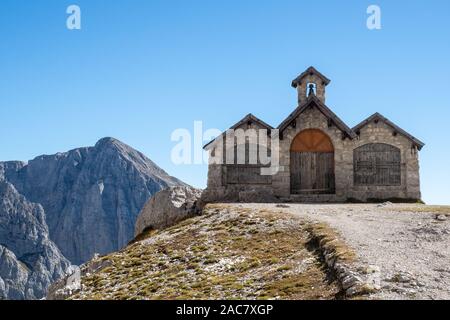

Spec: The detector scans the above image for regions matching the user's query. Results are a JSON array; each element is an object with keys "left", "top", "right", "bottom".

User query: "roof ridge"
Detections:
[
  {"left": 278, "top": 95, "right": 356, "bottom": 138},
  {"left": 353, "top": 113, "right": 425, "bottom": 150},
  {"left": 203, "top": 113, "right": 273, "bottom": 150},
  {"left": 292, "top": 67, "right": 331, "bottom": 88}
]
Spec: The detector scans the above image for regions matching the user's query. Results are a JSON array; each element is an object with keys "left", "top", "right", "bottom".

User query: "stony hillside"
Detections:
[
  {"left": 55, "top": 202, "right": 450, "bottom": 301},
  {"left": 1, "top": 137, "right": 185, "bottom": 265},
  {"left": 66, "top": 204, "right": 348, "bottom": 300}
]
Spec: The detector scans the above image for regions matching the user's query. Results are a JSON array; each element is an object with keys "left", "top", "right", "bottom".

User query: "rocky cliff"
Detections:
[
  {"left": 0, "top": 179, "right": 71, "bottom": 300},
  {"left": 0, "top": 137, "right": 186, "bottom": 265}
]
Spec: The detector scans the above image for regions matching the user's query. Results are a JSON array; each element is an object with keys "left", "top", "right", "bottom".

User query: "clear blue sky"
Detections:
[{"left": 0, "top": 1, "right": 449, "bottom": 204}]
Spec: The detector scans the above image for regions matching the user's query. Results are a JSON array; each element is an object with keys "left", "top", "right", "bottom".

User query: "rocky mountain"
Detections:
[
  {"left": 0, "top": 179, "right": 71, "bottom": 300},
  {"left": 0, "top": 137, "right": 186, "bottom": 266}
]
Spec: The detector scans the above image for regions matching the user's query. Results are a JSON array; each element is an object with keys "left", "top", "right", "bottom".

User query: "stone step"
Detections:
[{"left": 289, "top": 194, "right": 339, "bottom": 203}]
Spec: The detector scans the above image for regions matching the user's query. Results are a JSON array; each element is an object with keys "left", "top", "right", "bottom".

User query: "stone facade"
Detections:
[{"left": 203, "top": 67, "right": 424, "bottom": 203}]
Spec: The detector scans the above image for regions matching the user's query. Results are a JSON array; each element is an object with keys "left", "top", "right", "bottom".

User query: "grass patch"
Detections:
[
  {"left": 305, "top": 222, "right": 356, "bottom": 263},
  {"left": 394, "top": 205, "right": 450, "bottom": 215}
]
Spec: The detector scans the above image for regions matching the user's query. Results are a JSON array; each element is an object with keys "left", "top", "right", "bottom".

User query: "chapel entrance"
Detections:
[{"left": 290, "top": 129, "right": 335, "bottom": 194}]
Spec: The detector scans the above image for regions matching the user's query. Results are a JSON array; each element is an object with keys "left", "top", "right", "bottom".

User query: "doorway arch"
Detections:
[{"left": 290, "top": 129, "right": 335, "bottom": 194}]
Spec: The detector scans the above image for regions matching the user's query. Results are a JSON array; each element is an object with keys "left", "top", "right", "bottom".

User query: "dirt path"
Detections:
[{"left": 238, "top": 203, "right": 450, "bottom": 300}]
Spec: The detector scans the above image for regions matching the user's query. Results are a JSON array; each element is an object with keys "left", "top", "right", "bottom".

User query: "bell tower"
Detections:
[{"left": 291, "top": 67, "right": 330, "bottom": 104}]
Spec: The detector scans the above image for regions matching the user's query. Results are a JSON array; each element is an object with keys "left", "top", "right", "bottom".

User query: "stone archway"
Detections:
[{"left": 290, "top": 129, "right": 335, "bottom": 194}]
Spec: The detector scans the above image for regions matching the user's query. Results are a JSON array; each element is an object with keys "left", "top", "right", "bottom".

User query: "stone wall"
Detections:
[
  {"left": 202, "top": 121, "right": 275, "bottom": 203},
  {"left": 204, "top": 108, "right": 422, "bottom": 203},
  {"left": 348, "top": 121, "right": 421, "bottom": 201},
  {"left": 274, "top": 106, "right": 347, "bottom": 200},
  {"left": 296, "top": 73, "right": 327, "bottom": 104}
]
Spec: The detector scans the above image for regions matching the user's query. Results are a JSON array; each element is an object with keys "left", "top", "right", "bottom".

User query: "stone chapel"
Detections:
[{"left": 203, "top": 67, "right": 424, "bottom": 203}]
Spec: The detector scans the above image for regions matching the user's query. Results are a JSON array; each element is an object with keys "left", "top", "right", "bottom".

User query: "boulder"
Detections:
[
  {"left": 46, "top": 266, "right": 81, "bottom": 300},
  {"left": 134, "top": 186, "right": 203, "bottom": 237},
  {"left": 47, "top": 257, "right": 113, "bottom": 300}
]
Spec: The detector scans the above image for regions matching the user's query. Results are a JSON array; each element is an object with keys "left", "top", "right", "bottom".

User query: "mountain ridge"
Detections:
[{"left": 0, "top": 137, "right": 186, "bottom": 266}]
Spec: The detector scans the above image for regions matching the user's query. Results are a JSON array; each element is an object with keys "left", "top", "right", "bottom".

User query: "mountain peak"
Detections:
[
  {"left": 94, "top": 137, "right": 127, "bottom": 149},
  {"left": 1, "top": 138, "right": 187, "bottom": 266}
]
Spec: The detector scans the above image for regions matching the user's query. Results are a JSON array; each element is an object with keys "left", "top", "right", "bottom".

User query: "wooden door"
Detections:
[
  {"left": 291, "top": 152, "right": 335, "bottom": 194},
  {"left": 290, "top": 129, "right": 335, "bottom": 194}
]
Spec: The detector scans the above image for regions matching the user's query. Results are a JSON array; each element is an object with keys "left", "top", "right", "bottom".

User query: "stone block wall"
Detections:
[
  {"left": 296, "top": 73, "right": 327, "bottom": 104},
  {"left": 273, "top": 107, "right": 348, "bottom": 199},
  {"left": 348, "top": 121, "right": 421, "bottom": 201},
  {"left": 202, "top": 121, "right": 274, "bottom": 203},
  {"left": 204, "top": 108, "right": 422, "bottom": 203}
]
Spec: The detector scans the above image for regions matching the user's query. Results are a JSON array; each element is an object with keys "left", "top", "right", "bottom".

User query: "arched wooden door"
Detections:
[{"left": 290, "top": 129, "right": 335, "bottom": 194}]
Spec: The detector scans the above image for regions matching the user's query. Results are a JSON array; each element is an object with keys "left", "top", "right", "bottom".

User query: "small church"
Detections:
[{"left": 203, "top": 67, "right": 424, "bottom": 203}]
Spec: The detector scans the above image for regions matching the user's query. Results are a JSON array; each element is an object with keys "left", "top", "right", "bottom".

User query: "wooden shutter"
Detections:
[{"left": 354, "top": 143, "right": 401, "bottom": 186}]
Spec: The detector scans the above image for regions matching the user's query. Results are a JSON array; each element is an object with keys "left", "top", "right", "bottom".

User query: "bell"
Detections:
[{"left": 308, "top": 83, "right": 316, "bottom": 96}]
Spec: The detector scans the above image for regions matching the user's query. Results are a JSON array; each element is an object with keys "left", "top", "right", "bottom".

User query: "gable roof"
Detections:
[
  {"left": 203, "top": 113, "right": 273, "bottom": 150},
  {"left": 228, "top": 113, "right": 274, "bottom": 131},
  {"left": 291, "top": 66, "right": 331, "bottom": 88},
  {"left": 353, "top": 113, "right": 425, "bottom": 150},
  {"left": 277, "top": 95, "right": 357, "bottom": 139}
]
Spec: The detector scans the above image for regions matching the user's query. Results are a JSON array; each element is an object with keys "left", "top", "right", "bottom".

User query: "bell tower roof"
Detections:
[
  {"left": 291, "top": 66, "right": 331, "bottom": 88},
  {"left": 291, "top": 67, "right": 330, "bottom": 104}
]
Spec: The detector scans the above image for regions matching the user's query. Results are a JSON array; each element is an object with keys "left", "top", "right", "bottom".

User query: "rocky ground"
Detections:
[
  {"left": 56, "top": 202, "right": 450, "bottom": 300},
  {"left": 65, "top": 204, "right": 342, "bottom": 300},
  {"left": 240, "top": 203, "right": 450, "bottom": 300}
]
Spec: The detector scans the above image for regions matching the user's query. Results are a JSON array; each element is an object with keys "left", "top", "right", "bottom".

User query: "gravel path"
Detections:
[{"left": 237, "top": 203, "right": 450, "bottom": 300}]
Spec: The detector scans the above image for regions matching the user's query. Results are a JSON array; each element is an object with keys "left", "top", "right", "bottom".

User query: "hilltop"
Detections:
[
  {"left": 59, "top": 202, "right": 450, "bottom": 300},
  {"left": 66, "top": 204, "right": 346, "bottom": 300}
]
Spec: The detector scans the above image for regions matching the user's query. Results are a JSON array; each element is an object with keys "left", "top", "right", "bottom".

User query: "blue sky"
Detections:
[{"left": 0, "top": 1, "right": 449, "bottom": 204}]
